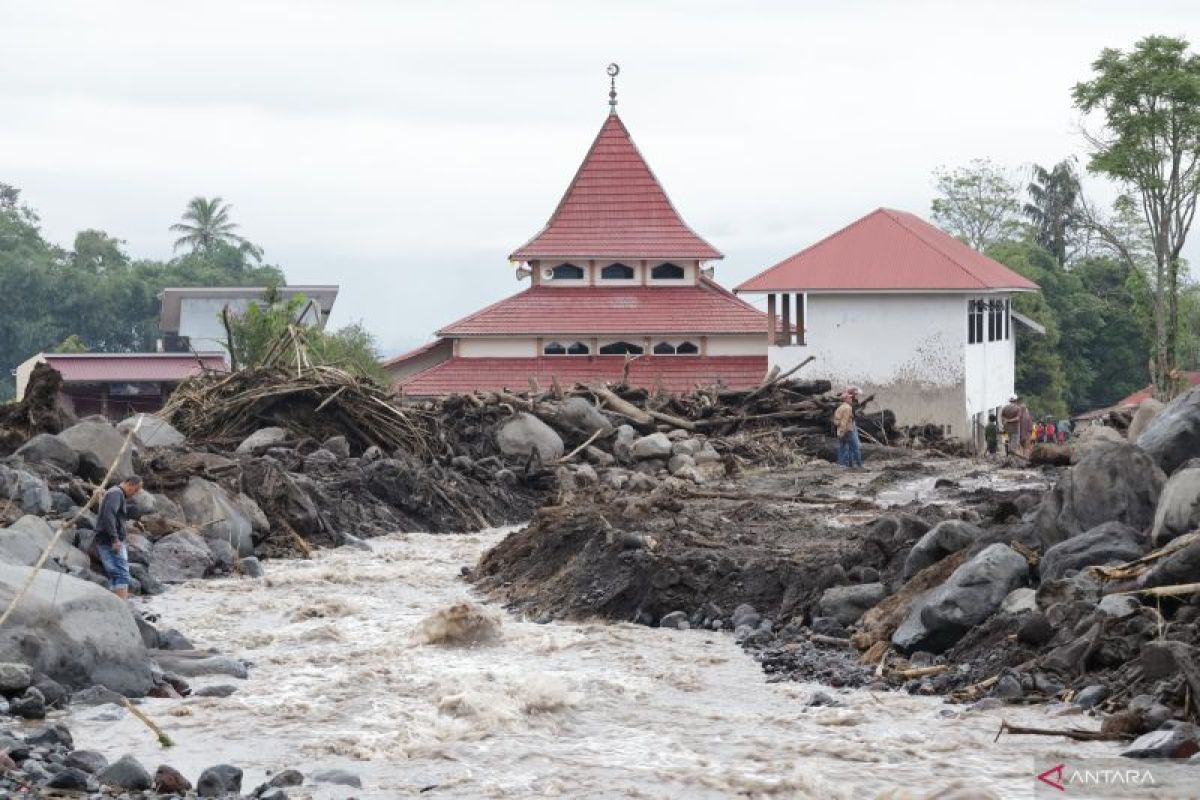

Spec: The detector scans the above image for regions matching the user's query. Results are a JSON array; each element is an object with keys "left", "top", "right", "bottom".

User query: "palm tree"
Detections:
[
  {"left": 1024, "top": 159, "right": 1082, "bottom": 266},
  {"left": 169, "top": 196, "right": 261, "bottom": 261}
]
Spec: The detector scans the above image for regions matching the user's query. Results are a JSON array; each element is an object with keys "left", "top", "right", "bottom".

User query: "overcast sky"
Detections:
[{"left": 3, "top": 0, "right": 1199, "bottom": 356}]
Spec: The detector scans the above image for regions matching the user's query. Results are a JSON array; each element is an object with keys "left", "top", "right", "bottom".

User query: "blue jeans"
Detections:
[
  {"left": 97, "top": 542, "right": 130, "bottom": 591},
  {"left": 838, "top": 429, "right": 863, "bottom": 467}
]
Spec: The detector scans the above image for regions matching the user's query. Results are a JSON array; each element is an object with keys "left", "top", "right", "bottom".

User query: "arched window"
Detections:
[
  {"left": 543, "top": 341, "right": 567, "bottom": 355},
  {"left": 599, "top": 341, "right": 644, "bottom": 355},
  {"left": 653, "top": 341, "right": 676, "bottom": 355},
  {"left": 652, "top": 262, "right": 685, "bottom": 279},
  {"left": 676, "top": 341, "right": 699, "bottom": 354},
  {"left": 601, "top": 263, "right": 634, "bottom": 280},
  {"left": 551, "top": 263, "right": 584, "bottom": 280},
  {"left": 566, "top": 341, "right": 590, "bottom": 355}
]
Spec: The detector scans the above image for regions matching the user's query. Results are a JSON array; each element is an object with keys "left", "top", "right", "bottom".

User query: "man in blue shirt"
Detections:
[{"left": 94, "top": 476, "right": 144, "bottom": 599}]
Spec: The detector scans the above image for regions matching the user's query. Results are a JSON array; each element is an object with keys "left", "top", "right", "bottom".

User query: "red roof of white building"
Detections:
[
  {"left": 737, "top": 208, "right": 1040, "bottom": 293},
  {"left": 39, "top": 353, "right": 227, "bottom": 383},
  {"left": 510, "top": 113, "right": 722, "bottom": 261},
  {"left": 437, "top": 279, "right": 765, "bottom": 337},
  {"left": 400, "top": 355, "right": 767, "bottom": 395}
]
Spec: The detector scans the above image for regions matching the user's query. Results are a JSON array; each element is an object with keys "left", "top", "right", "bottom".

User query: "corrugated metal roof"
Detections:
[
  {"left": 41, "top": 353, "right": 227, "bottom": 383},
  {"left": 437, "top": 279, "right": 766, "bottom": 336},
  {"left": 510, "top": 113, "right": 722, "bottom": 260},
  {"left": 736, "top": 208, "right": 1040, "bottom": 293},
  {"left": 399, "top": 355, "right": 767, "bottom": 395}
]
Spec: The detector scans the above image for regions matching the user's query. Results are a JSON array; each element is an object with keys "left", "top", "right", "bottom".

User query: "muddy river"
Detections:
[{"left": 65, "top": 527, "right": 1192, "bottom": 798}]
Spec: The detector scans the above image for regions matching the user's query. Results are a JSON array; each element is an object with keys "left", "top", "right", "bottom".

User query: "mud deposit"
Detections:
[{"left": 55, "top": 527, "right": 1196, "bottom": 799}]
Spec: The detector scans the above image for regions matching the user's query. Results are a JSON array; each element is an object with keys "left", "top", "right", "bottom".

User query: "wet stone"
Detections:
[
  {"left": 64, "top": 750, "right": 107, "bottom": 774},
  {"left": 311, "top": 768, "right": 363, "bottom": 788},
  {"left": 45, "top": 767, "right": 90, "bottom": 790},
  {"left": 658, "top": 611, "right": 690, "bottom": 630}
]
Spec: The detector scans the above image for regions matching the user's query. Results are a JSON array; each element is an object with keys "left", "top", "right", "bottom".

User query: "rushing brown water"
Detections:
[{"left": 64, "top": 527, "right": 1194, "bottom": 799}]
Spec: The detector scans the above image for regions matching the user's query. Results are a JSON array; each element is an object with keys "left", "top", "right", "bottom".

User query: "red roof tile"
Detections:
[
  {"left": 438, "top": 279, "right": 765, "bottom": 336},
  {"left": 737, "top": 208, "right": 1040, "bottom": 293},
  {"left": 42, "top": 353, "right": 227, "bottom": 383},
  {"left": 510, "top": 113, "right": 722, "bottom": 260},
  {"left": 381, "top": 339, "right": 448, "bottom": 368},
  {"left": 1116, "top": 372, "right": 1200, "bottom": 408},
  {"left": 399, "top": 355, "right": 767, "bottom": 395}
]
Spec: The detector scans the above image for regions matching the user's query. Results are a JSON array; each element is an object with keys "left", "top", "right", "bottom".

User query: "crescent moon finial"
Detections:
[{"left": 607, "top": 63, "right": 620, "bottom": 113}]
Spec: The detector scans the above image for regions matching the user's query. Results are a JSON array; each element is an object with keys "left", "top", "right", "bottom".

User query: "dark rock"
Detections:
[
  {"left": 158, "top": 628, "right": 193, "bottom": 651},
  {"left": 197, "top": 763, "right": 243, "bottom": 797},
  {"left": 10, "top": 687, "right": 46, "bottom": 718},
  {"left": 902, "top": 520, "right": 981, "bottom": 580},
  {"left": 817, "top": 582, "right": 886, "bottom": 625},
  {"left": 150, "top": 529, "right": 215, "bottom": 583},
  {"left": 1139, "top": 539, "right": 1200, "bottom": 590},
  {"left": 117, "top": 413, "right": 185, "bottom": 448},
  {"left": 1036, "top": 573, "right": 1102, "bottom": 608},
  {"left": 1136, "top": 385, "right": 1200, "bottom": 474},
  {"left": 731, "top": 604, "right": 761, "bottom": 630},
  {"left": 1122, "top": 723, "right": 1200, "bottom": 759},
  {"left": 97, "top": 754, "right": 152, "bottom": 790},
  {"left": 992, "top": 673, "right": 1023, "bottom": 699},
  {"left": 1150, "top": 467, "right": 1200, "bottom": 547},
  {"left": 45, "top": 767, "right": 90, "bottom": 790},
  {"left": 1072, "top": 685, "right": 1108, "bottom": 708},
  {"left": 1035, "top": 444, "right": 1165, "bottom": 549},
  {"left": 1039, "top": 522, "right": 1147, "bottom": 582},
  {"left": 236, "top": 426, "right": 290, "bottom": 454},
  {"left": 810, "top": 617, "right": 848, "bottom": 638},
  {"left": 240, "top": 556, "right": 265, "bottom": 578},
  {"left": 0, "top": 662, "right": 33, "bottom": 693},
  {"left": 268, "top": 768, "right": 304, "bottom": 787},
  {"left": 134, "top": 614, "right": 160, "bottom": 649},
  {"left": 806, "top": 690, "right": 841, "bottom": 707},
  {"left": 129, "top": 563, "right": 165, "bottom": 595},
  {"left": 259, "top": 789, "right": 290, "bottom": 800},
  {"left": 1140, "top": 640, "right": 1197, "bottom": 682},
  {"left": 154, "top": 764, "right": 192, "bottom": 793},
  {"left": 658, "top": 611, "right": 689, "bottom": 630},
  {"left": 32, "top": 675, "right": 67, "bottom": 709},
  {"left": 57, "top": 419, "right": 134, "bottom": 482},
  {"left": 192, "top": 684, "right": 238, "bottom": 698},
  {"left": 892, "top": 544, "right": 1029, "bottom": 654},
  {"left": 25, "top": 724, "right": 72, "bottom": 749},
  {"left": 69, "top": 685, "right": 125, "bottom": 706},
  {"left": 15, "top": 433, "right": 80, "bottom": 473},
  {"left": 555, "top": 397, "right": 612, "bottom": 436},
  {"left": 179, "top": 477, "right": 255, "bottom": 557},
  {"left": 207, "top": 538, "right": 238, "bottom": 572},
  {"left": 64, "top": 750, "right": 107, "bottom": 774},
  {"left": 311, "top": 768, "right": 363, "bottom": 788}
]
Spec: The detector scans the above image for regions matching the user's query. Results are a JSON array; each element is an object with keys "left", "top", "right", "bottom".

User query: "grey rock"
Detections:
[
  {"left": 14, "top": 433, "right": 79, "bottom": 473},
  {"left": 64, "top": 750, "right": 108, "bottom": 774},
  {"left": 0, "top": 661, "right": 33, "bottom": 693},
  {"left": 259, "top": 788, "right": 290, "bottom": 800},
  {"left": 667, "top": 454, "right": 696, "bottom": 475},
  {"left": 555, "top": 397, "right": 612, "bottom": 435},
  {"left": 1150, "top": 466, "right": 1200, "bottom": 548},
  {"left": 1040, "top": 521, "right": 1147, "bottom": 582},
  {"left": 992, "top": 674, "right": 1023, "bottom": 699},
  {"left": 1069, "top": 424, "right": 1125, "bottom": 463},
  {"left": 1127, "top": 398, "right": 1165, "bottom": 444},
  {"left": 192, "top": 684, "right": 237, "bottom": 698},
  {"left": 69, "top": 685, "right": 125, "bottom": 706},
  {"left": 0, "top": 466, "right": 51, "bottom": 515},
  {"left": 573, "top": 464, "right": 599, "bottom": 486},
  {"left": 658, "top": 611, "right": 690, "bottom": 630},
  {"left": 0, "top": 515, "right": 89, "bottom": 571},
  {"left": 46, "top": 767, "right": 90, "bottom": 790},
  {"left": 613, "top": 425, "right": 637, "bottom": 464},
  {"left": 1139, "top": 537, "right": 1200, "bottom": 590},
  {"left": 693, "top": 443, "right": 722, "bottom": 464},
  {"left": 129, "top": 563, "right": 165, "bottom": 596},
  {"left": 0, "top": 564, "right": 153, "bottom": 695},
  {"left": 197, "top": 763, "right": 242, "bottom": 797},
  {"left": 902, "top": 520, "right": 981, "bottom": 580},
  {"left": 268, "top": 768, "right": 305, "bottom": 788},
  {"left": 893, "top": 544, "right": 1029, "bottom": 654},
  {"left": 26, "top": 722, "right": 72, "bottom": 748},
  {"left": 153, "top": 764, "right": 192, "bottom": 793},
  {"left": 10, "top": 686, "right": 45, "bottom": 718},
  {"left": 671, "top": 438, "right": 701, "bottom": 457},
  {"left": 179, "top": 477, "right": 255, "bottom": 557},
  {"left": 134, "top": 614, "right": 159, "bottom": 649},
  {"left": 673, "top": 464, "right": 704, "bottom": 484},
  {"left": 1036, "top": 572, "right": 1102, "bottom": 608},
  {"left": 57, "top": 419, "right": 134, "bottom": 481},
  {"left": 631, "top": 433, "right": 673, "bottom": 461},
  {"left": 207, "top": 538, "right": 237, "bottom": 572},
  {"left": 303, "top": 448, "right": 338, "bottom": 470},
  {"left": 1019, "top": 614, "right": 1054, "bottom": 646},
  {"left": 1072, "top": 685, "right": 1108, "bottom": 708},
  {"left": 239, "top": 556, "right": 264, "bottom": 578},
  {"left": 311, "top": 768, "right": 363, "bottom": 788},
  {"left": 806, "top": 690, "right": 841, "bottom": 707},
  {"left": 361, "top": 445, "right": 383, "bottom": 463},
  {"left": 732, "top": 604, "right": 761, "bottom": 630},
  {"left": 116, "top": 413, "right": 185, "bottom": 448},
  {"left": 322, "top": 435, "right": 351, "bottom": 458},
  {"left": 496, "top": 413, "right": 564, "bottom": 463},
  {"left": 818, "top": 582, "right": 886, "bottom": 626},
  {"left": 1122, "top": 723, "right": 1199, "bottom": 759},
  {"left": 1097, "top": 594, "right": 1141, "bottom": 618},
  {"left": 1137, "top": 385, "right": 1200, "bottom": 474},
  {"left": 234, "top": 493, "right": 270, "bottom": 538},
  {"left": 627, "top": 473, "right": 657, "bottom": 492},
  {"left": 584, "top": 446, "right": 615, "bottom": 467},
  {"left": 150, "top": 529, "right": 214, "bottom": 583},
  {"left": 97, "top": 754, "right": 152, "bottom": 790},
  {"left": 1000, "top": 587, "right": 1037, "bottom": 615},
  {"left": 1035, "top": 444, "right": 1164, "bottom": 548},
  {"left": 236, "top": 426, "right": 290, "bottom": 454},
  {"left": 153, "top": 653, "right": 248, "bottom": 679}
]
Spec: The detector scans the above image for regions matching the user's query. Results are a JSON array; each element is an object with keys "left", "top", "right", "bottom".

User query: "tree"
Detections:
[
  {"left": 930, "top": 159, "right": 1026, "bottom": 250},
  {"left": 1024, "top": 159, "right": 1082, "bottom": 266},
  {"left": 1073, "top": 35, "right": 1200, "bottom": 397},
  {"left": 169, "top": 196, "right": 264, "bottom": 262},
  {"left": 71, "top": 229, "right": 129, "bottom": 273},
  {"left": 52, "top": 334, "right": 90, "bottom": 353}
]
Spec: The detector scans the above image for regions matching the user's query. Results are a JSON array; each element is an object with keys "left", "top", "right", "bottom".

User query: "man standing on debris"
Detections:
[
  {"left": 94, "top": 476, "right": 144, "bottom": 600},
  {"left": 834, "top": 387, "right": 863, "bottom": 468}
]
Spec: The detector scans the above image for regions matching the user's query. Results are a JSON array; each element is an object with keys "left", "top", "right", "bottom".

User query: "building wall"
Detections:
[
  {"left": 964, "top": 295, "right": 1016, "bottom": 445},
  {"left": 704, "top": 335, "right": 765, "bottom": 356},
  {"left": 458, "top": 338, "right": 539, "bottom": 357},
  {"left": 768, "top": 293, "right": 970, "bottom": 434},
  {"left": 528, "top": 258, "right": 701, "bottom": 287},
  {"left": 454, "top": 334, "right": 763, "bottom": 358},
  {"left": 385, "top": 340, "right": 454, "bottom": 385}
]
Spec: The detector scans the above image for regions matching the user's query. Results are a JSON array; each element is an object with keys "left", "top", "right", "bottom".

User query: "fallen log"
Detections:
[
  {"left": 890, "top": 664, "right": 949, "bottom": 680},
  {"left": 1029, "top": 442, "right": 1072, "bottom": 466},
  {"left": 994, "top": 720, "right": 1133, "bottom": 743},
  {"left": 591, "top": 385, "right": 654, "bottom": 427}
]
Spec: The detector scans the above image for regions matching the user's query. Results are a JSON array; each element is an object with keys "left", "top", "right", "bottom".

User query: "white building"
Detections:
[
  {"left": 736, "top": 208, "right": 1040, "bottom": 443},
  {"left": 157, "top": 285, "right": 339, "bottom": 358}
]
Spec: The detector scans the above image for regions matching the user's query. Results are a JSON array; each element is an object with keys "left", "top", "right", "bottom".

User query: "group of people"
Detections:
[{"left": 985, "top": 395, "right": 1072, "bottom": 457}]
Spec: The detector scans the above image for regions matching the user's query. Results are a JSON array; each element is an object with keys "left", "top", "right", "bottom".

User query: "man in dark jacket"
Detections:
[{"left": 94, "top": 476, "right": 144, "bottom": 599}]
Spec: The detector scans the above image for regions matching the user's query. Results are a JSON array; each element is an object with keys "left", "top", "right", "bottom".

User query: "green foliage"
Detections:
[
  {"left": 53, "top": 335, "right": 90, "bottom": 353},
  {"left": 309, "top": 322, "right": 391, "bottom": 386},
  {"left": 170, "top": 196, "right": 263, "bottom": 262},
  {"left": 0, "top": 182, "right": 284, "bottom": 399},
  {"left": 1024, "top": 159, "right": 1082, "bottom": 266},
  {"left": 930, "top": 158, "right": 1027, "bottom": 250}
]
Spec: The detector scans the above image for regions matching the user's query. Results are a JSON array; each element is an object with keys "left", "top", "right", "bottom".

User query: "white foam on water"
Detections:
[{"left": 59, "top": 527, "right": 1188, "bottom": 799}]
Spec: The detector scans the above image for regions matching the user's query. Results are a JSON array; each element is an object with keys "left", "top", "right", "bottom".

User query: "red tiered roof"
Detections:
[
  {"left": 510, "top": 113, "right": 722, "bottom": 261},
  {"left": 737, "top": 208, "right": 1039, "bottom": 293},
  {"left": 439, "top": 280, "right": 764, "bottom": 336},
  {"left": 399, "top": 355, "right": 767, "bottom": 396}
]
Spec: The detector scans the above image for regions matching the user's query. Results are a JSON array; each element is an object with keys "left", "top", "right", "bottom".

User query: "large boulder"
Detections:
[
  {"left": 0, "top": 563, "right": 153, "bottom": 695},
  {"left": 14, "top": 433, "right": 79, "bottom": 473},
  {"left": 149, "top": 529, "right": 215, "bottom": 583},
  {"left": 1068, "top": 425, "right": 1125, "bottom": 464},
  {"left": 495, "top": 413, "right": 563, "bottom": 463},
  {"left": 1035, "top": 444, "right": 1165, "bottom": 549},
  {"left": 116, "top": 414, "right": 185, "bottom": 448},
  {"left": 612, "top": 425, "right": 636, "bottom": 464},
  {"left": 631, "top": 433, "right": 673, "bottom": 461},
  {"left": 892, "top": 543, "right": 1029, "bottom": 654},
  {"left": 235, "top": 427, "right": 290, "bottom": 455},
  {"left": 902, "top": 520, "right": 981, "bottom": 580},
  {"left": 56, "top": 420, "right": 134, "bottom": 482},
  {"left": 554, "top": 397, "right": 612, "bottom": 436},
  {"left": 0, "top": 515, "right": 89, "bottom": 571},
  {"left": 178, "top": 478, "right": 255, "bottom": 557},
  {"left": 1138, "top": 538, "right": 1200, "bottom": 591},
  {"left": 818, "top": 582, "right": 887, "bottom": 625},
  {"left": 1039, "top": 522, "right": 1147, "bottom": 582},
  {"left": 0, "top": 465, "right": 51, "bottom": 515},
  {"left": 1127, "top": 399, "right": 1165, "bottom": 444},
  {"left": 1137, "top": 385, "right": 1200, "bottom": 474},
  {"left": 1150, "top": 466, "right": 1200, "bottom": 548}
]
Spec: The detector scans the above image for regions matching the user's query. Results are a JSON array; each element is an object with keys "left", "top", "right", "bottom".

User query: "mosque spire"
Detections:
[{"left": 607, "top": 63, "right": 620, "bottom": 114}]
